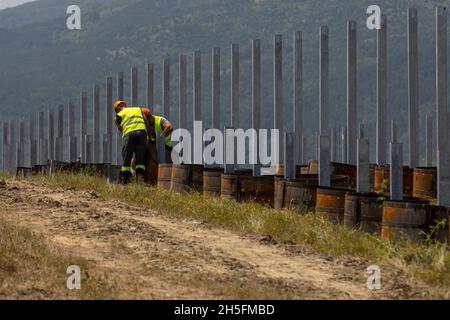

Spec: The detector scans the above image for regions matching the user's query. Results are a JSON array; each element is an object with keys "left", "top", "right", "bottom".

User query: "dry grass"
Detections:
[
  {"left": 0, "top": 217, "right": 118, "bottom": 299},
  {"left": 27, "top": 173, "right": 450, "bottom": 290}
]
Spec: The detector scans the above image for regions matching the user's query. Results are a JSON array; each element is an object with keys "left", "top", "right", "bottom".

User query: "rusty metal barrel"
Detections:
[
  {"left": 381, "top": 200, "right": 431, "bottom": 243},
  {"left": 157, "top": 164, "right": 173, "bottom": 190},
  {"left": 170, "top": 164, "right": 204, "bottom": 193},
  {"left": 344, "top": 193, "right": 382, "bottom": 235},
  {"left": 344, "top": 193, "right": 360, "bottom": 229},
  {"left": 374, "top": 165, "right": 414, "bottom": 197},
  {"left": 274, "top": 175, "right": 318, "bottom": 212},
  {"left": 413, "top": 167, "right": 437, "bottom": 200},
  {"left": 316, "top": 187, "right": 352, "bottom": 224},
  {"left": 32, "top": 165, "right": 48, "bottom": 175},
  {"left": 331, "top": 162, "right": 357, "bottom": 189},
  {"left": 275, "top": 175, "right": 349, "bottom": 212},
  {"left": 221, "top": 173, "right": 274, "bottom": 206},
  {"left": 16, "top": 167, "right": 31, "bottom": 177},
  {"left": 48, "top": 160, "right": 73, "bottom": 175},
  {"left": 203, "top": 168, "right": 224, "bottom": 197},
  {"left": 274, "top": 165, "right": 308, "bottom": 177}
]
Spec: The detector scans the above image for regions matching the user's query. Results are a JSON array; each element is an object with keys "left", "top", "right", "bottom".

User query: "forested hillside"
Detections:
[{"left": 0, "top": 0, "right": 446, "bottom": 159}]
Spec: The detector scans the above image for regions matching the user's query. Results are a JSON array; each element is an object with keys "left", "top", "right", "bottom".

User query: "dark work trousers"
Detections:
[{"left": 122, "top": 130, "right": 148, "bottom": 172}]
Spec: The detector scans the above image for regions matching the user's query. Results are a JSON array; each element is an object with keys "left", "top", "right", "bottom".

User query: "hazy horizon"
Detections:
[{"left": 0, "top": 0, "right": 37, "bottom": 10}]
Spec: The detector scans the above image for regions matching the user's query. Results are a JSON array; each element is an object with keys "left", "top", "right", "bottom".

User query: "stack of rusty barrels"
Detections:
[
  {"left": 154, "top": 160, "right": 449, "bottom": 244},
  {"left": 340, "top": 164, "right": 448, "bottom": 244}
]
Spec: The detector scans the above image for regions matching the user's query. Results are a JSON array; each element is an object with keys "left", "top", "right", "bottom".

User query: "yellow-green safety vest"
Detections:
[
  {"left": 118, "top": 107, "right": 147, "bottom": 137},
  {"left": 153, "top": 115, "right": 172, "bottom": 148}
]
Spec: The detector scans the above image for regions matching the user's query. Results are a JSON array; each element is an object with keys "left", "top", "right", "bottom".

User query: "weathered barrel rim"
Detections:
[{"left": 316, "top": 186, "right": 353, "bottom": 195}]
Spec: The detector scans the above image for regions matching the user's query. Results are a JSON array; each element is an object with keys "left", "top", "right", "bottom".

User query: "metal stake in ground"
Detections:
[
  {"left": 341, "top": 126, "right": 347, "bottom": 163},
  {"left": 80, "top": 91, "right": 87, "bottom": 164},
  {"left": 193, "top": 50, "right": 202, "bottom": 164},
  {"left": 376, "top": 14, "right": 388, "bottom": 165},
  {"left": 93, "top": 85, "right": 100, "bottom": 163},
  {"left": 38, "top": 111, "right": 45, "bottom": 166},
  {"left": 408, "top": 8, "right": 419, "bottom": 169},
  {"left": 318, "top": 135, "right": 331, "bottom": 187},
  {"left": 212, "top": 48, "right": 220, "bottom": 130},
  {"left": 274, "top": 35, "right": 284, "bottom": 162},
  {"left": 29, "top": 115, "right": 37, "bottom": 167},
  {"left": 105, "top": 77, "right": 113, "bottom": 164},
  {"left": 436, "top": 7, "right": 450, "bottom": 206},
  {"left": 131, "top": 67, "right": 138, "bottom": 106},
  {"left": 390, "top": 121, "right": 403, "bottom": 201},
  {"left": 179, "top": 55, "right": 187, "bottom": 129},
  {"left": 68, "top": 100, "right": 76, "bottom": 161},
  {"left": 252, "top": 39, "right": 261, "bottom": 176},
  {"left": 347, "top": 21, "right": 357, "bottom": 165},
  {"left": 57, "top": 104, "right": 64, "bottom": 161},
  {"left": 224, "top": 126, "right": 235, "bottom": 174},
  {"left": 357, "top": 124, "right": 370, "bottom": 193},
  {"left": 294, "top": 31, "right": 303, "bottom": 166},
  {"left": 17, "top": 120, "right": 25, "bottom": 167},
  {"left": 284, "top": 132, "right": 296, "bottom": 180},
  {"left": 48, "top": 108, "right": 54, "bottom": 161},
  {"left": 426, "top": 112, "right": 433, "bottom": 167}
]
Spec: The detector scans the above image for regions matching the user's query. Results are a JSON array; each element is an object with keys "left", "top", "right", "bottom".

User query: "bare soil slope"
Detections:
[{"left": 0, "top": 179, "right": 439, "bottom": 299}]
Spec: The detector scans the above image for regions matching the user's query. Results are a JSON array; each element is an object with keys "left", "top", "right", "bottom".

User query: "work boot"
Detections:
[
  {"left": 119, "top": 171, "right": 132, "bottom": 185},
  {"left": 135, "top": 168, "right": 146, "bottom": 185}
]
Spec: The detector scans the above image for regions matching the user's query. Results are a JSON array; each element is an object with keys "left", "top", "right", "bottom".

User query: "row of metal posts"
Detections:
[{"left": 1, "top": 7, "right": 449, "bottom": 208}]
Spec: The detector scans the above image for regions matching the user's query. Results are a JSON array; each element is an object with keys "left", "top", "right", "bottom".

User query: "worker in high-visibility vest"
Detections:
[
  {"left": 141, "top": 107, "right": 173, "bottom": 184},
  {"left": 114, "top": 100, "right": 149, "bottom": 184}
]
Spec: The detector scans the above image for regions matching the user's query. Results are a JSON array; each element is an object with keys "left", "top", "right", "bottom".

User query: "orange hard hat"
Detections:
[
  {"left": 142, "top": 107, "right": 152, "bottom": 117},
  {"left": 114, "top": 100, "right": 126, "bottom": 112}
]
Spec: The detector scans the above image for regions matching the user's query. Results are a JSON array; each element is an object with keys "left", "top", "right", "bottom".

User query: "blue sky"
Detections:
[{"left": 0, "top": 0, "right": 37, "bottom": 10}]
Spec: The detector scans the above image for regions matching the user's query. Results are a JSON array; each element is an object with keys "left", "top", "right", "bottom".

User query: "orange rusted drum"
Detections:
[
  {"left": 16, "top": 167, "right": 31, "bottom": 177},
  {"left": 220, "top": 174, "right": 239, "bottom": 201},
  {"left": 274, "top": 175, "right": 319, "bottom": 212},
  {"left": 157, "top": 164, "right": 172, "bottom": 190},
  {"left": 381, "top": 200, "right": 431, "bottom": 243},
  {"left": 221, "top": 174, "right": 275, "bottom": 206},
  {"left": 344, "top": 193, "right": 360, "bottom": 229},
  {"left": 331, "top": 162, "right": 357, "bottom": 190},
  {"left": 49, "top": 160, "right": 73, "bottom": 174},
  {"left": 344, "top": 193, "right": 382, "bottom": 235},
  {"left": 316, "top": 187, "right": 351, "bottom": 224},
  {"left": 300, "top": 166, "right": 310, "bottom": 175},
  {"left": 374, "top": 165, "right": 413, "bottom": 197},
  {"left": 413, "top": 167, "right": 437, "bottom": 200},
  {"left": 32, "top": 165, "right": 48, "bottom": 176},
  {"left": 170, "top": 164, "right": 204, "bottom": 193},
  {"left": 203, "top": 168, "right": 224, "bottom": 197},
  {"left": 275, "top": 165, "right": 308, "bottom": 177},
  {"left": 239, "top": 175, "right": 275, "bottom": 206},
  {"left": 307, "top": 161, "right": 355, "bottom": 189}
]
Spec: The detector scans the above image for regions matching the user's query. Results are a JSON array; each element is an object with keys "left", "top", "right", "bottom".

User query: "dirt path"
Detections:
[{"left": 0, "top": 179, "right": 432, "bottom": 299}]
